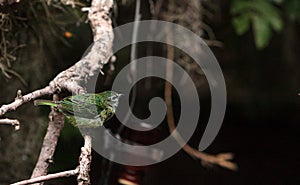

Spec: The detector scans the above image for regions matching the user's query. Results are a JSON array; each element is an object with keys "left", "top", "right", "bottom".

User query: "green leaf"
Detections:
[
  {"left": 231, "top": 0, "right": 284, "bottom": 49},
  {"left": 232, "top": 14, "right": 250, "bottom": 35},
  {"left": 252, "top": 15, "right": 272, "bottom": 49},
  {"left": 251, "top": 0, "right": 283, "bottom": 32},
  {"left": 269, "top": 16, "right": 283, "bottom": 32}
]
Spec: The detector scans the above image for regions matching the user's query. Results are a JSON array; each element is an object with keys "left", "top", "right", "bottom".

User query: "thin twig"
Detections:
[
  {"left": 0, "top": 118, "right": 20, "bottom": 130},
  {"left": 145, "top": 0, "right": 163, "bottom": 89},
  {"left": 203, "top": 39, "right": 224, "bottom": 47},
  {"left": 120, "top": 0, "right": 140, "bottom": 129},
  {"left": 164, "top": 20, "right": 237, "bottom": 170},
  {"left": 0, "top": 86, "right": 54, "bottom": 116},
  {"left": 10, "top": 169, "right": 78, "bottom": 185},
  {"left": 12, "top": 135, "right": 92, "bottom": 185},
  {"left": 77, "top": 135, "right": 92, "bottom": 185},
  {"left": 100, "top": 1, "right": 140, "bottom": 183}
]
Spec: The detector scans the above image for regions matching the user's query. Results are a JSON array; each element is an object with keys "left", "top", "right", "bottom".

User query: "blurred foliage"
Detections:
[
  {"left": 231, "top": 0, "right": 300, "bottom": 49},
  {"left": 231, "top": 0, "right": 283, "bottom": 49}
]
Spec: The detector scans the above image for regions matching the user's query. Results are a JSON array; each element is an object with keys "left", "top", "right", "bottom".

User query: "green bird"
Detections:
[{"left": 34, "top": 91, "right": 122, "bottom": 128}]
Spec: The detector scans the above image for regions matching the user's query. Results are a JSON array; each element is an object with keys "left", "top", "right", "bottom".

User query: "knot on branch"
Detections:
[{"left": 15, "top": 90, "right": 23, "bottom": 100}]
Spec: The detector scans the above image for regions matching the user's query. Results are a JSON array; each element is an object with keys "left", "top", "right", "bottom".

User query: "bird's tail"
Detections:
[{"left": 34, "top": 100, "right": 58, "bottom": 107}]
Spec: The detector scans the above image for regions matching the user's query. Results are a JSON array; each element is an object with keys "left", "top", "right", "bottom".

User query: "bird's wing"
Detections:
[
  {"left": 60, "top": 94, "right": 104, "bottom": 119},
  {"left": 66, "top": 116, "right": 104, "bottom": 128}
]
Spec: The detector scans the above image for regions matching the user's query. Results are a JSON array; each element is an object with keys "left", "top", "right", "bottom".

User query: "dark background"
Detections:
[{"left": 1, "top": 0, "right": 300, "bottom": 185}]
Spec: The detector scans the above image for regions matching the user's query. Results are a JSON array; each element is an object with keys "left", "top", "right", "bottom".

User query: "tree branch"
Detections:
[
  {"left": 0, "top": 118, "right": 20, "bottom": 130},
  {"left": 1, "top": 0, "right": 112, "bottom": 184},
  {"left": 10, "top": 169, "right": 78, "bottom": 185},
  {"left": 0, "top": 87, "right": 54, "bottom": 116},
  {"left": 11, "top": 135, "right": 92, "bottom": 185},
  {"left": 77, "top": 135, "right": 92, "bottom": 185},
  {"left": 30, "top": 94, "right": 65, "bottom": 185},
  {"left": 0, "top": 0, "right": 114, "bottom": 120}
]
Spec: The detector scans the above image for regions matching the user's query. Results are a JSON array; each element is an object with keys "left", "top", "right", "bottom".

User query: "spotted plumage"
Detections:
[{"left": 34, "top": 91, "right": 122, "bottom": 127}]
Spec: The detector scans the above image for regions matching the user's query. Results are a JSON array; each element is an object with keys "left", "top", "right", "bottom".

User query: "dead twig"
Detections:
[
  {"left": 0, "top": 87, "right": 54, "bottom": 116},
  {"left": 0, "top": 118, "right": 20, "bottom": 130},
  {"left": 10, "top": 169, "right": 78, "bottom": 185}
]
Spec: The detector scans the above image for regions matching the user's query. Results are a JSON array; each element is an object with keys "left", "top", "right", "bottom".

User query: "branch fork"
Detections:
[{"left": 2, "top": 0, "right": 113, "bottom": 185}]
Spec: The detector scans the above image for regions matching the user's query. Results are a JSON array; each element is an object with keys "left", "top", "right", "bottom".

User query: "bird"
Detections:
[{"left": 34, "top": 91, "right": 122, "bottom": 128}]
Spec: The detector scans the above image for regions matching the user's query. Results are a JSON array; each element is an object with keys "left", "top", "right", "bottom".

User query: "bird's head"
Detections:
[{"left": 106, "top": 91, "right": 123, "bottom": 109}]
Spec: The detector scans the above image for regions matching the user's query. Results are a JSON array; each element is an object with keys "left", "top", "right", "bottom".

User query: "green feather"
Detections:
[{"left": 34, "top": 91, "right": 122, "bottom": 128}]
